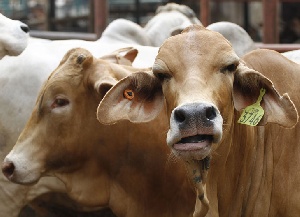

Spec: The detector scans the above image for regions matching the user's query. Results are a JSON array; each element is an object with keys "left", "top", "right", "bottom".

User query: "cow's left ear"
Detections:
[
  {"left": 233, "top": 63, "right": 298, "bottom": 128},
  {"left": 99, "top": 47, "right": 138, "bottom": 66},
  {"left": 97, "top": 72, "right": 164, "bottom": 125}
]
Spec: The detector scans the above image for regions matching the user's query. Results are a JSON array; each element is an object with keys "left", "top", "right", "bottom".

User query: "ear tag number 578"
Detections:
[{"left": 238, "top": 88, "right": 266, "bottom": 126}]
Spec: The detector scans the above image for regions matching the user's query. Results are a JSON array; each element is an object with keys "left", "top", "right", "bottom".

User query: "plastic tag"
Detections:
[{"left": 238, "top": 88, "right": 265, "bottom": 126}]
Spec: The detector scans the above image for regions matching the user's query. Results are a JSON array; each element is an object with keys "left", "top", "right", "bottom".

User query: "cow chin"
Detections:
[
  {"left": 8, "top": 170, "right": 41, "bottom": 185},
  {"left": 171, "top": 143, "right": 213, "bottom": 161}
]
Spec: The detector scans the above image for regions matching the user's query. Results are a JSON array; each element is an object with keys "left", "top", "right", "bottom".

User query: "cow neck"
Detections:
[
  {"left": 206, "top": 109, "right": 260, "bottom": 216},
  {"left": 106, "top": 117, "right": 196, "bottom": 217},
  {"left": 185, "top": 157, "right": 210, "bottom": 217},
  {"left": 53, "top": 157, "right": 111, "bottom": 207}
]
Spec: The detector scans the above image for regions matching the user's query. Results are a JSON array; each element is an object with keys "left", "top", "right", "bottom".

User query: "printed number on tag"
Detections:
[{"left": 238, "top": 88, "right": 266, "bottom": 126}]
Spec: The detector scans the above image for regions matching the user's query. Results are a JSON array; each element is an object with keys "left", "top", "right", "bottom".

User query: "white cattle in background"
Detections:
[
  {"left": 100, "top": 18, "right": 152, "bottom": 46},
  {"left": 144, "top": 3, "right": 202, "bottom": 46},
  {"left": 282, "top": 49, "right": 300, "bottom": 63},
  {"left": 206, "top": 21, "right": 300, "bottom": 62},
  {"left": 0, "top": 2, "right": 203, "bottom": 216},
  {"left": 207, "top": 21, "right": 257, "bottom": 57},
  {"left": 0, "top": 13, "right": 29, "bottom": 59}
]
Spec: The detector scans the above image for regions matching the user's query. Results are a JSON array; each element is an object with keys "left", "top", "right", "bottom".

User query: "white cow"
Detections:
[
  {"left": 0, "top": 13, "right": 29, "bottom": 59},
  {"left": 100, "top": 18, "right": 152, "bottom": 46},
  {"left": 282, "top": 49, "right": 300, "bottom": 63},
  {"left": 144, "top": 3, "right": 202, "bottom": 46},
  {"left": 207, "top": 21, "right": 257, "bottom": 57},
  {"left": 206, "top": 21, "right": 300, "bottom": 62}
]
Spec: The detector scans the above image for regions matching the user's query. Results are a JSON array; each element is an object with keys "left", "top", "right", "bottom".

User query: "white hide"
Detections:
[
  {"left": 0, "top": 13, "right": 29, "bottom": 59},
  {"left": 100, "top": 18, "right": 152, "bottom": 46},
  {"left": 207, "top": 21, "right": 257, "bottom": 57},
  {"left": 144, "top": 3, "right": 202, "bottom": 46},
  {"left": 282, "top": 49, "right": 300, "bottom": 63},
  {"left": 206, "top": 21, "right": 300, "bottom": 62}
]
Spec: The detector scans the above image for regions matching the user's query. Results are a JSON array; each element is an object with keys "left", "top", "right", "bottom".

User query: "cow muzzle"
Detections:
[
  {"left": 2, "top": 152, "right": 42, "bottom": 185},
  {"left": 167, "top": 102, "right": 223, "bottom": 160}
]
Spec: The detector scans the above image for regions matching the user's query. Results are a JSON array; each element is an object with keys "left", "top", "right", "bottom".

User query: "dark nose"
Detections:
[
  {"left": 174, "top": 103, "right": 218, "bottom": 127},
  {"left": 2, "top": 161, "right": 15, "bottom": 179},
  {"left": 20, "top": 25, "right": 30, "bottom": 33}
]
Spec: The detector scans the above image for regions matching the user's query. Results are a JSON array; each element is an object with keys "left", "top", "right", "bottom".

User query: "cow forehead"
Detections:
[
  {"left": 47, "top": 48, "right": 94, "bottom": 82},
  {"left": 36, "top": 49, "right": 94, "bottom": 107},
  {"left": 156, "top": 27, "right": 235, "bottom": 70}
]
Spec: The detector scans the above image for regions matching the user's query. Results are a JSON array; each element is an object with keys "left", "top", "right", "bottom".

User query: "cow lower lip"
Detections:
[{"left": 173, "top": 135, "right": 213, "bottom": 151}]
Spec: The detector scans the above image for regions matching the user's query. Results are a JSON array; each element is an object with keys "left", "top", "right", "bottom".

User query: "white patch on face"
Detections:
[{"left": 3, "top": 141, "right": 43, "bottom": 185}]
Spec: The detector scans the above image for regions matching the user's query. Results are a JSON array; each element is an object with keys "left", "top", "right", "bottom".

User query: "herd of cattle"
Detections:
[{"left": 1, "top": 3, "right": 300, "bottom": 217}]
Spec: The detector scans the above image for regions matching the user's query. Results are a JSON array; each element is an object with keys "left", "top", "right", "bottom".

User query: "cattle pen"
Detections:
[
  {"left": 1, "top": 0, "right": 300, "bottom": 51},
  {"left": 1, "top": 0, "right": 300, "bottom": 217}
]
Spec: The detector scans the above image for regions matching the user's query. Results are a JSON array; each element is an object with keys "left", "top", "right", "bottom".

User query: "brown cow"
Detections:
[
  {"left": 2, "top": 47, "right": 196, "bottom": 217},
  {"left": 97, "top": 25, "right": 300, "bottom": 216}
]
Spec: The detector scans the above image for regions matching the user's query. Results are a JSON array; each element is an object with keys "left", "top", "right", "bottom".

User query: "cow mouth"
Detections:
[{"left": 173, "top": 135, "right": 213, "bottom": 151}]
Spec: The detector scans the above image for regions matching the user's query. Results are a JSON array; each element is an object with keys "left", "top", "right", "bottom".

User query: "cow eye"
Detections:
[
  {"left": 153, "top": 72, "right": 171, "bottom": 81},
  {"left": 222, "top": 63, "right": 238, "bottom": 73},
  {"left": 51, "top": 98, "right": 69, "bottom": 108}
]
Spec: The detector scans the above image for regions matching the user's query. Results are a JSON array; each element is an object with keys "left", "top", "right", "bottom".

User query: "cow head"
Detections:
[
  {"left": 2, "top": 47, "right": 144, "bottom": 185},
  {"left": 0, "top": 13, "right": 29, "bottom": 59},
  {"left": 144, "top": 3, "right": 202, "bottom": 47},
  {"left": 97, "top": 25, "right": 298, "bottom": 162}
]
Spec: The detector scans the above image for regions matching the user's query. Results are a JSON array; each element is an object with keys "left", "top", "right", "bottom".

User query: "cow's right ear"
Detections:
[{"left": 97, "top": 72, "right": 164, "bottom": 124}]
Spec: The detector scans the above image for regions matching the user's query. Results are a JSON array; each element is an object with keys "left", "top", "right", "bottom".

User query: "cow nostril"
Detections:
[
  {"left": 20, "top": 25, "right": 30, "bottom": 33},
  {"left": 206, "top": 106, "right": 217, "bottom": 120},
  {"left": 2, "top": 161, "right": 15, "bottom": 178},
  {"left": 174, "top": 109, "right": 186, "bottom": 123}
]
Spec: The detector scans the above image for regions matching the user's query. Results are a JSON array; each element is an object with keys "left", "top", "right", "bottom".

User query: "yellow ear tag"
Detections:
[{"left": 238, "top": 88, "right": 266, "bottom": 126}]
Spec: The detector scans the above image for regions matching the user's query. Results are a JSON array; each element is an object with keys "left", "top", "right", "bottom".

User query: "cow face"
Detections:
[
  {"left": 97, "top": 25, "right": 297, "bottom": 162},
  {"left": 152, "top": 26, "right": 237, "bottom": 160},
  {"left": 2, "top": 47, "right": 137, "bottom": 184}
]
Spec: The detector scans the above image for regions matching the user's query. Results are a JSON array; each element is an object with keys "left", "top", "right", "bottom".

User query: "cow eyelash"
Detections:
[
  {"left": 221, "top": 63, "right": 238, "bottom": 73},
  {"left": 153, "top": 72, "right": 171, "bottom": 81},
  {"left": 51, "top": 98, "right": 69, "bottom": 108}
]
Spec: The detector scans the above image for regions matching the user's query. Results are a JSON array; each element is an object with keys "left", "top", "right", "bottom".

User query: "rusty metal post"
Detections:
[
  {"left": 48, "top": 0, "right": 55, "bottom": 31},
  {"left": 200, "top": 0, "right": 210, "bottom": 27},
  {"left": 94, "top": 0, "right": 108, "bottom": 38},
  {"left": 263, "top": 0, "right": 279, "bottom": 43}
]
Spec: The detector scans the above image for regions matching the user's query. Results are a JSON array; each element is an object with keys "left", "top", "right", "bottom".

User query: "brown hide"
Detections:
[
  {"left": 231, "top": 49, "right": 300, "bottom": 216},
  {"left": 97, "top": 26, "right": 300, "bottom": 216},
  {"left": 156, "top": 28, "right": 300, "bottom": 216},
  {"left": 4, "top": 48, "right": 195, "bottom": 217}
]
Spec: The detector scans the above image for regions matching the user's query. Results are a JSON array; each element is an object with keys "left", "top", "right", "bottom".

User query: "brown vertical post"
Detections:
[
  {"left": 48, "top": 0, "right": 55, "bottom": 31},
  {"left": 200, "top": 0, "right": 210, "bottom": 27},
  {"left": 94, "top": 0, "right": 108, "bottom": 38},
  {"left": 263, "top": 0, "right": 278, "bottom": 43}
]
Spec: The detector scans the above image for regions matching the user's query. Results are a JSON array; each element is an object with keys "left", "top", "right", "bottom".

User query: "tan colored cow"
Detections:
[
  {"left": 2, "top": 47, "right": 195, "bottom": 217},
  {"left": 97, "top": 25, "right": 300, "bottom": 216}
]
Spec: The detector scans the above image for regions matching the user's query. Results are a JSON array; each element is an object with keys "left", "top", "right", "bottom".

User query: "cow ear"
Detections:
[
  {"left": 100, "top": 47, "right": 138, "bottom": 66},
  {"left": 94, "top": 77, "right": 118, "bottom": 98},
  {"left": 233, "top": 63, "right": 298, "bottom": 128},
  {"left": 97, "top": 71, "right": 164, "bottom": 124}
]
